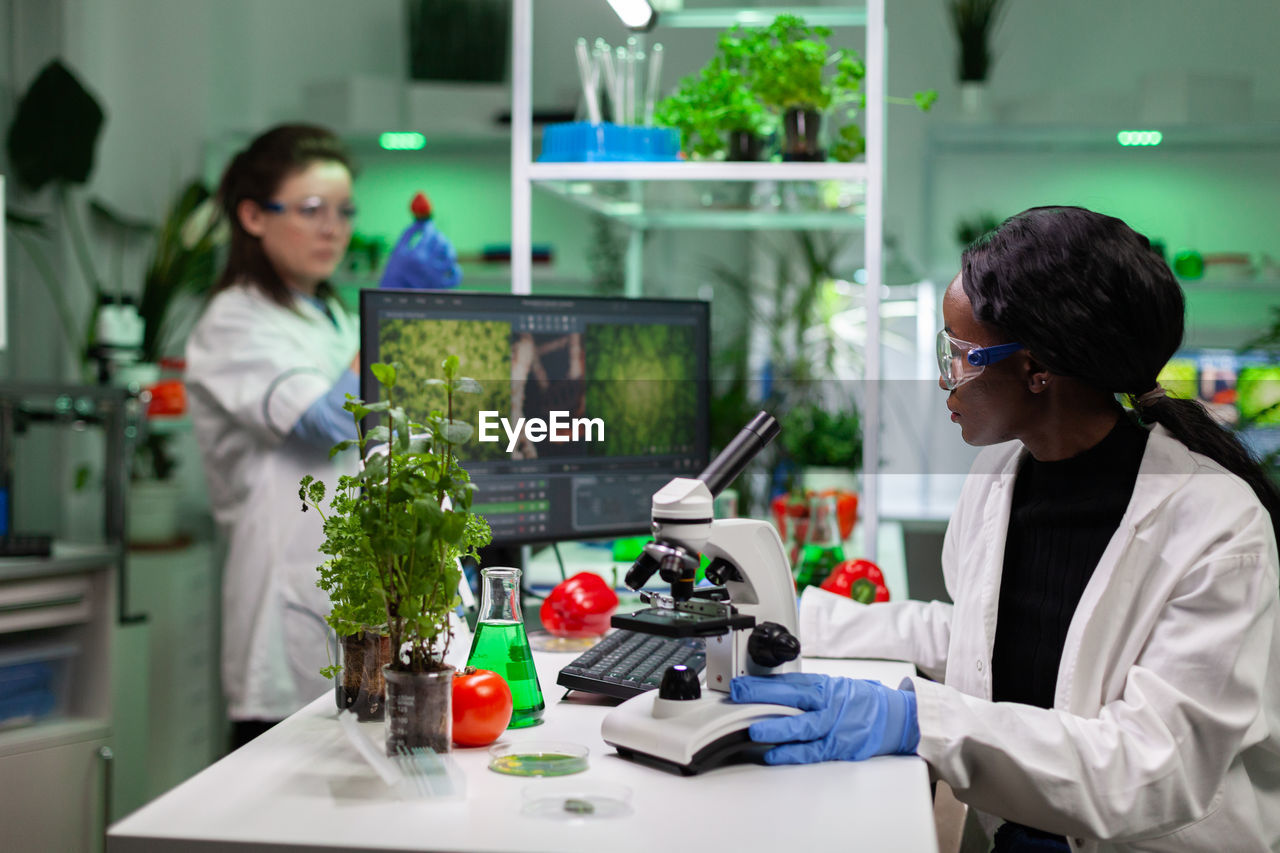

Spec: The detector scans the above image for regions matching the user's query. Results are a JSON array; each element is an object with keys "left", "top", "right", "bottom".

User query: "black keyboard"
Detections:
[{"left": 556, "top": 629, "right": 706, "bottom": 700}]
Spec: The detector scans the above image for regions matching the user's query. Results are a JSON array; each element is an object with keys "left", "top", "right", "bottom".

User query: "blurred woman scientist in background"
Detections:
[
  {"left": 731, "top": 206, "right": 1280, "bottom": 852},
  {"left": 186, "top": 124, "right": 362, "bottom": 749}
]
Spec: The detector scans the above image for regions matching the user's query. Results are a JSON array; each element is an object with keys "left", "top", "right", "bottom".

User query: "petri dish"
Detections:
[
  {"left": 521, "top": 781, "right": 633, "bottom": 820},
  {"left": 488, "top": 741, "right": 589, "bottom": 777}
]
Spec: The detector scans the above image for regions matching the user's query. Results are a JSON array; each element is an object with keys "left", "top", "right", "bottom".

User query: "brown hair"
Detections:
[{"left": 213, "top": 124, "right": 355, "bottom": 307}]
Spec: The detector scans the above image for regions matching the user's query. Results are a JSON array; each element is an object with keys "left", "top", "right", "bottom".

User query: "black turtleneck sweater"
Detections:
[{"left": 991, "top": 414, "right": 1149, "bottom": 708}]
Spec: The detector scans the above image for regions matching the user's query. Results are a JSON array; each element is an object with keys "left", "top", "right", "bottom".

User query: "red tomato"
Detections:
[{"left": 452, "top": 667, "right": 513, "bottom": 747}]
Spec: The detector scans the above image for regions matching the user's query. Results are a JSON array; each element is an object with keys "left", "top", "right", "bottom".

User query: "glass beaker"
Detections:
[
  {"left": 793, "top": 494, "right": 845, "bottom": 592},
  {"left": 465, "top": 567, "right": 545, "bottom": 728}
]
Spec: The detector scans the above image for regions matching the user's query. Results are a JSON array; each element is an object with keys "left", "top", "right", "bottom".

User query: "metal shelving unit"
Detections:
[{"left": 510, "top": 0, "right": 888, "bottom": 560}]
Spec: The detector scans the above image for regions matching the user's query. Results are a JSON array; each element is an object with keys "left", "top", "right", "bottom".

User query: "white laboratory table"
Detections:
[{"left": 107, "top": 649, "right": 938, "bottom": 853}]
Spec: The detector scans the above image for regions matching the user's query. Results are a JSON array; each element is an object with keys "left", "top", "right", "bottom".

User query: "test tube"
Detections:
[
  {"left": 574, "top": 37, "right": 601, "bottom": 124},
  {"left": 644, "top": 43, "right": 663, "bottom": 125}
]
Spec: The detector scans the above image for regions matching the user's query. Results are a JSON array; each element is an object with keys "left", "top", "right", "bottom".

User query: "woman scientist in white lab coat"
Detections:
[
  {"left": 185, "top": 125, "right": 361, "bottom": 748},
  {"left": 730, "top": 206, "right": 1280, "bottom": 852}
]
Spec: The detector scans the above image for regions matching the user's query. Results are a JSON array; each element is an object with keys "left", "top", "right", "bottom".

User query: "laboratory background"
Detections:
[{"left": 0, "top": 0, "right": 1278, "bottom": 851}]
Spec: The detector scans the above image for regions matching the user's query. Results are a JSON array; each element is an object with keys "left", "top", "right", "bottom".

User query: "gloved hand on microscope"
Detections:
[{"left": 729, "top": 673, "right": 919, "bottom": 765}]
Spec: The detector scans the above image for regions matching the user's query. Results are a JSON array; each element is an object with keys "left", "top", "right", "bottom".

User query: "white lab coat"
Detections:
[
  {"left": 800, "top": 425, "right": 1280, "bottom": 852},
  {"left": 185, "top": 283, "right": 360, "bottom": 720}
]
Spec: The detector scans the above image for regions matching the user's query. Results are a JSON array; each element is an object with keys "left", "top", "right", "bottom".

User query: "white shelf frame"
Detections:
[{"left": 511, "top": 0, "right": 885, "bottom": 562}]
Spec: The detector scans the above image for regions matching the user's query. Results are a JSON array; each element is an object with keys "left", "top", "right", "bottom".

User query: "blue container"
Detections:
[{"left": 538, "top": 122, "right": 681, "bottom": 163}]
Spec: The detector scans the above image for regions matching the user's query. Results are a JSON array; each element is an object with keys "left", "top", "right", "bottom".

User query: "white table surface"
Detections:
[{"left": 108, "top": 647, "right": 938, "bottom": 853}]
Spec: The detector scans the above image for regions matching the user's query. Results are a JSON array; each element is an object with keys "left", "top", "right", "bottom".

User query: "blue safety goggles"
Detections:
[{"left": 937, "top": 330, "right": 1024, "bottom": 390}]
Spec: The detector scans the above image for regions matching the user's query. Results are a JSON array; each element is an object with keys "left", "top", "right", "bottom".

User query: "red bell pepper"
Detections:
[
  {"left": 820, "top": 559, "right": 889, "bottom": 604},
  {"left": 539, "top": 571, "right": 619, "bottom": 638}
]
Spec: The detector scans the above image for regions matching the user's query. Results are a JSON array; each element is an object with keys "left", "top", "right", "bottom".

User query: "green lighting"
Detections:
[
  {"left": 1117, "top": 130, "right": 1163, "bottom": 146},
  {"left": 379, "top": 132, "right": 426, "bottom": 150}
]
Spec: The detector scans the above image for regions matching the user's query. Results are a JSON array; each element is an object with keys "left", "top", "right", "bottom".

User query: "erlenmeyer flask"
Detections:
[
  {"left": 465, "top": 567, "right": 545, "bottom": 728},
  {"left": 794, "top": 494, "right": 845, "bottom": 592}
]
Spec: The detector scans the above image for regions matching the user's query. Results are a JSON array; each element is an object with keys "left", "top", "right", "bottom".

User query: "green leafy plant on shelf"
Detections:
[
  {"left": 301, "top": 357, "right": 492, "bottom": 677},
  {"left": 655, "top": 42, "right": 774, "bottom": 159},
  {"left": 955, "top": 211, "right": 1003, "bottom": 248},
  {"left": 780, "top": 402, "right": 862, "bottom": 470},
  {"left": 948, "top": 0, "right": 1007, "bottom": 83},
  {"left": 734, "top": 14, "right": 936, "bottom": 162},
  {"left": 653, "top": 14, "right": 935, "bottom": 162}
]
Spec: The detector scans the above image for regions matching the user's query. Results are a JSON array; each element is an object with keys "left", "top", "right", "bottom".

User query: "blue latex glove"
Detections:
[
  {"left": 379, "top": 218, "right": 462, "bottom": 290},
  {"left": 729, "top": 673, "right": 919, "bottom": 765}
]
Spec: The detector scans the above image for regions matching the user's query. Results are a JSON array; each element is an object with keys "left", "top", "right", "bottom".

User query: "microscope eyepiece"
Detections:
[{"left": 696, "top": 411, "right": 779, "bottom": 497}]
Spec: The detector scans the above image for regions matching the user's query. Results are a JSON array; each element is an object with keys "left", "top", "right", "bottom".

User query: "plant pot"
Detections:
[
  {"left": 726, "top": 129, "right": 764, "bottom": 162},
  {"left": 336, "top": 631, "right": 392, "bottom": 721},
  {"left": 127, "top": 478, "right": 183, "bottom": 546},
  {"left": 782, "top": 107, "right": 824, "bottom": 162},
  {"left": 958, "top": 81, "right": 992, "bottom": 122},
  {"left": 383, "top": 664, "right": 453, "bottom": 755}
]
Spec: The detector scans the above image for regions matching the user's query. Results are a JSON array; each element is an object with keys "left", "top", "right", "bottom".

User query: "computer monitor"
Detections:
[
  {"left": 359, "top": 290, "right": 710, "bottom": 546},
  {"left": 1158, "top": 347, "right": 1280, "bottom": 457}
]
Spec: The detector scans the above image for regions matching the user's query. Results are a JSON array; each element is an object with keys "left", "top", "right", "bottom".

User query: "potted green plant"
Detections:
[
  {"left": 301, "top": 356, "right": 492, "bottom": 753},
  {"left": 779, "top": 401, "right": 863, "bottom": 493},
  {"left": 948, "top": 0, "right": 1006, "bottom": 118},
  {"left": 734, "top": 14, "right": 936, "bottom": 162},
  {"left": 654, "top": 45, "right": 773, "bottom": 160}
]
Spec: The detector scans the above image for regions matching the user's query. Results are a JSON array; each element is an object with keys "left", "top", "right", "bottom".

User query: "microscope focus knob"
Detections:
[
  {"left": 748, "top": 622, "right": 801, "bottom": 668},
  {"left": 658, "top": 664, "right": 702, "bottom": 701}
]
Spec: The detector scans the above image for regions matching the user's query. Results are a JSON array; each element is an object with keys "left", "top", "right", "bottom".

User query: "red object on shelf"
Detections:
[
  {"left": 410, "top": 191, "right": 432, "bottom": 220},
  {"left": 146, "top": 379, "right": 186, "bottom": 417}
]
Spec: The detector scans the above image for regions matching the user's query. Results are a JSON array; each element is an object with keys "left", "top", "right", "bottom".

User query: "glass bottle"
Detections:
[
  {"left": 465, "top": 567, "right": 545, "bottom": 728},
  {"left": 793, "top": 494, "right": 845, "bottom": 592}
]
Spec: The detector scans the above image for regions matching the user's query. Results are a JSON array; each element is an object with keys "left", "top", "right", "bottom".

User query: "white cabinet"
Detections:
[
  {"left": 0, "top": 552, "right": 117, "bottom": 853},
  {"left": 509, "top": 1, "right": 890, "bottom": 558},
  {"left": 2, "top": 727, "right": 112, "bottom": 853},
  {"left": 0, "top": 385, "right": 134, "bottom": 852}
]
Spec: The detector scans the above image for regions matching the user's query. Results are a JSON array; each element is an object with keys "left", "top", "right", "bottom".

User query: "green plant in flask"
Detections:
[{"left": 466, "top": 567, "right": 545, "bottom": 728}]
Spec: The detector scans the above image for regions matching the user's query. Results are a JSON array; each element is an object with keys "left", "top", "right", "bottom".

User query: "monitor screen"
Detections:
[
  {"left": 360, "top": 290, "right": 710, "bottom": 545},
  {"left": 1158, "top": 347, "right": 1280, "bottom": 457}
]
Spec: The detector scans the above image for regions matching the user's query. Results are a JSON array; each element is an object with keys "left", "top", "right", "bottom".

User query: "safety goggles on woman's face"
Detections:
[
  {"left": 262, "top": 196, "right": 358, "bottom": 231},
  {"left": 936, "top": 330, "right": 1024, "bottom": 391}
]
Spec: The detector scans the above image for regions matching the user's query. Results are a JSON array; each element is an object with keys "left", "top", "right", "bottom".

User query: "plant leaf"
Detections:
[
  {"left": 370, "top": 362, "right": 397, "bottom": 388},
  {"left": 438, "top": 419, "right": 474, "bottom": 445}
]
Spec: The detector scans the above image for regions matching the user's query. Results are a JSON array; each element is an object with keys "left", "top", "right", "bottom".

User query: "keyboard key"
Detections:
[{"left": 556, "top": 628, "right": 706, "bottom": 700}]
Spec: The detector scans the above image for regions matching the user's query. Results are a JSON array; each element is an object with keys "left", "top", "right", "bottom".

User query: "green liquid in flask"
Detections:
[
  {"left": 466, "top": 620, "right": 545, "bottom": 728},
  {"left": 794, "top": 544, "right": 844, "bottom": 592}
]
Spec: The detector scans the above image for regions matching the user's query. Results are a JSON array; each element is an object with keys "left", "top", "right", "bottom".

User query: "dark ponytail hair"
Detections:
[
  {"left": 962, "top": 205, "right": 1280, "bottom": 544},
  {"left": 214, "top": 123, "right": 355, "bottom": 308}
]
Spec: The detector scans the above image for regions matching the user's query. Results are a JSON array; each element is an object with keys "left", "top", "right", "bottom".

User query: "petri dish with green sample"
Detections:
[{"left": 487, "top": 741, "right": 589, "bottom": 777}]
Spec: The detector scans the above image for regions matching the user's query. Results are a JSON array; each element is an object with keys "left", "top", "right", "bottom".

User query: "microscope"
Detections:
[{"left": 601, "top": 412, "right": 805, "bottom": 775}]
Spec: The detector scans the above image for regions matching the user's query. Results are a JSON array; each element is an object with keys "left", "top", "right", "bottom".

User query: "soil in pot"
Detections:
[
  {"left": 782, "top": 107, "right": 825, "bottom": 162},
  {"left": 384, "top": 664, "right": 453, "bottom": 755},
  {"left": 336, "top": 631, "right": 392, "bottom": 721}
]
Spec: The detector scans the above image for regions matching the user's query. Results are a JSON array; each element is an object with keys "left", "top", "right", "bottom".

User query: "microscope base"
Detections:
[{"left": 601, "top": 690, "right": 801, "bottom": 776}]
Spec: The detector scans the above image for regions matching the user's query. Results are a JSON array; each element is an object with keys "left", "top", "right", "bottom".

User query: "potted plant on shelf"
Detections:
[
  {"left": 948, "top": 0, "right": 1006, "bottom": 118},
  {"left": 654, "top": 42, "right": 774, "bottom": 160},
  {"left": 736, "top": 14, "right": 936, "bottom": 162},
  {"left": 780, "top": 400, "right": 863, "bottom": 493},
  {"left": 301, "top": 357, "right": 492, "bottom": 752}
]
